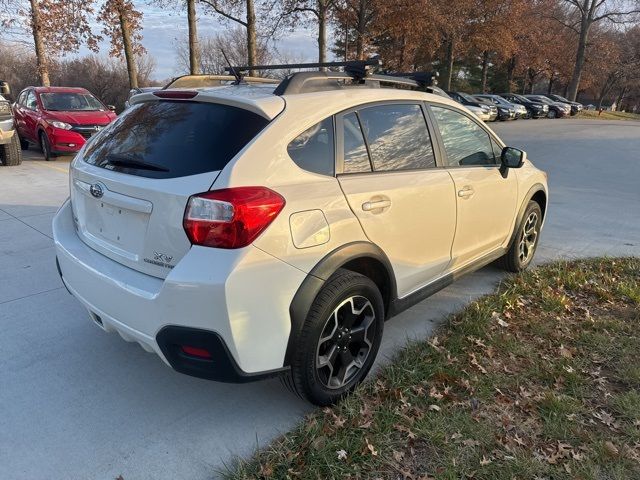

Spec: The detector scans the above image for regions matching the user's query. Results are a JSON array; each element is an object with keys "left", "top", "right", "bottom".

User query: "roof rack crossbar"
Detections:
[{"left": 224, "top": 58, "right": 381, "bottom": 76}]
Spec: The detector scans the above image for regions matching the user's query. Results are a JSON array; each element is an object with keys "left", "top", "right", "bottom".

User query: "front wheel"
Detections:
[
  {"left": 287, "top": 269, "right": 384, "bottom": 406},
  {"left": 40, "top": 131, "right": 55, "bottom": 161},
  {"left": 498, "top": 201, "right": 542, "bottom": 273},
  {"left": 548, "top": 109, "right": 557, "bottom": 119}
]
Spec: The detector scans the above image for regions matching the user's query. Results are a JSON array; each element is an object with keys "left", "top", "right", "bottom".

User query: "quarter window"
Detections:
[
  {"left": 357, "top": 104, "right": 435, "bottom": 171},
  {"left": 287, "top": 117, "right": 335, "bottom": 176},
  {"left": 431, "top": 106, "right": 497, "bottom": 167},
  {"left": 342, "top": 112, "right": 372, "bottom": 174}
]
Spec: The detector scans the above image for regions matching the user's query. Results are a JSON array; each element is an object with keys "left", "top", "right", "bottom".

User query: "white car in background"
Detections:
[{"left": 53, "top": 62, "right": 548, "bottom": 405}]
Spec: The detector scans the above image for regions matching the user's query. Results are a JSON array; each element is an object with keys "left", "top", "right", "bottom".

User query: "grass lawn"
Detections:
[
  {"left": 226, "top": 258, "right": 640, "bottom": 479},
  {"left": 575, "top": 110, "right": 640, "bottom": 121}
]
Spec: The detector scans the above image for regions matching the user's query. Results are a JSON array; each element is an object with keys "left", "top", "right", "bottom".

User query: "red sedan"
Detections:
[{"left": 12, "top": 86, "right": 117, "bottom": 161}]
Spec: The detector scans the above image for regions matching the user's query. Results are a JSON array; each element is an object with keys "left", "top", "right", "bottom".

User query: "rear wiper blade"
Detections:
[{"left": 105, "top": 154, "right": 169, "bottom": 172}]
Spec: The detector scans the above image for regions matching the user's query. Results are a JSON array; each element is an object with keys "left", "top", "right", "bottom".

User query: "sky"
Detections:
[{"left": 122, "top": 5, "right": 319, "bottom": 79}]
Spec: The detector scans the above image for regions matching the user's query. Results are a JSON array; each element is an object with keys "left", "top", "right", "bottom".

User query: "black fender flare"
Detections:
[
  {"left": 284, "top": 241, "right": 396, "bottom": 366},
  {"left": 507, "top": 183, "right": 547, "bottom": 250}
]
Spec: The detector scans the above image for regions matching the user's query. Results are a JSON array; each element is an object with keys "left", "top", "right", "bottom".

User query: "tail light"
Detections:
[{"left": 183, "top": 187, "right": 285, "bottom": 249}]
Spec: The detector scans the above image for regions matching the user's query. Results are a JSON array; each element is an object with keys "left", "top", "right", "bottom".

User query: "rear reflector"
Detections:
[
  {"left": 181, "top": 345, "right": 212, "bottom": 359},
  {"left": 183, "top": 187, "right": 285, "bottom": 249},
  {"left": 153, "top": 90, "right": 198, "bottom": 99}
]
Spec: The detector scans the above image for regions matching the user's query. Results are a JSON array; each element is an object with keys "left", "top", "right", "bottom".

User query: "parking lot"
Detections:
[{"left": 1, "top": 119, "right": 639, "bottom": 480}]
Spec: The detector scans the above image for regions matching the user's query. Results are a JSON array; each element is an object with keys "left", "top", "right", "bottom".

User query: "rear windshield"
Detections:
[{"left": 83, "top": 101, "right": 269, "bottom": 179}]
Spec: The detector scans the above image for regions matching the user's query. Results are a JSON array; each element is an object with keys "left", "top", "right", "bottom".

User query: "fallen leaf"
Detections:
[
  {"left": 429, "top": 404, "right": 441, "bottom": 412},
  {"left": 480, "top": 455, "right": 492, "bottom": 466},
  {"left": 393, "top": 450, "right": 405, "bottom": 462},
  {"left": 336, "top": 449, "right": 348, "bottom": 460},
  {"left": 492, "top": 311, "right": 509, "bottom": 327},
  {"left": 604, "top": 441, "right": 619, "bottom": 457},
  {"left": 365, "top": 437, "right": 378, "bottom": 456}
]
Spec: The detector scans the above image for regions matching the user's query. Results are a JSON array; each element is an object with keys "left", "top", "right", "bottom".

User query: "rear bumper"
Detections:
[{"left": 53, "top": 199, "right": 305, "bottom": 380}]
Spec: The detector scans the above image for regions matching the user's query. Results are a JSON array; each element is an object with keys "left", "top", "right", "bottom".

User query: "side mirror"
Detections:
[
  {"left": 501, "top": 146, "right": 526, "bottom": 170},
  {"left": 108, "top": 105, "right": 116, "bottom": 112},
  {"left": 0, "top": 81, "right": 10, "bottom": 96}
]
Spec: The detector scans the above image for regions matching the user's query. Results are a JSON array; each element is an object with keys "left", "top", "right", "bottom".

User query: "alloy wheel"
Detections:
[
  {"left": 518, "top": 212, "right": 539, "bottom": 264},
  {"left": 315, "top": 296, "right": 376, "bottom": 390}
]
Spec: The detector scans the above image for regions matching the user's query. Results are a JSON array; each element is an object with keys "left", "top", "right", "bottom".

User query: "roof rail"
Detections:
[
  {"left": 224, "top": 58, "right": 382, "bottom": 81},
  {"left": 163, "top": 74, "right": 278, "bottom": 90}
]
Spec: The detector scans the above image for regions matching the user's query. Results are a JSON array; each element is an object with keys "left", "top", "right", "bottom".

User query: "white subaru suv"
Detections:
[{"left": 53, "top": 62, "right": 548, "bottom": 406}]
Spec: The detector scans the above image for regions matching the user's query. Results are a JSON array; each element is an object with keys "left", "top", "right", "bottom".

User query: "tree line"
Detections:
[{"left": 1, "top": 0, "right": 639, "bottom": 109}]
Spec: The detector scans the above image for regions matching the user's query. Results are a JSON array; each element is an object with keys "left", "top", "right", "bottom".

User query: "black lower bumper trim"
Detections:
[{"left": 156, "top": 326, "right": 289, "bottom": 384}]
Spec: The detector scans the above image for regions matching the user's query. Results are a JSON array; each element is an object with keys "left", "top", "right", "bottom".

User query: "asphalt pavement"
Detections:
[{"left": 1, "top": 119, "right": 638, "bottom": 479}]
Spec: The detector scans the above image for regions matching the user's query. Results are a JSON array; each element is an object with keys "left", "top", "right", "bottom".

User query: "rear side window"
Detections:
[
  {"left": 83, "top": 101, "right": 269, "bottom": 179},
  {"left": 287, "top": 117, "right": 335, "bottom": 176},
  {"left": 357, "top": 104, "right": 435, "bottom": 171}
]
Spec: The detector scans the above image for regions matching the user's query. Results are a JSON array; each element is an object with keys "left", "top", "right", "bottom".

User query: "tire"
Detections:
[
  {"left": 19, "top": 135, "right": 29, "bottom": 150},
  {"left": 287, "top": 268, "right": 384, "bottom": 406},
  {"left": 498, "top": 201, "right": 542, "bottom": 273},
  {"left": 40, "top": 131, "right": 55, "bottom": 161},
  {"left": 0, "top": 134, "right": 22, "bottom": 166},
  {"left": 548, "top": 109, "right": 557, "bottom": 119}
]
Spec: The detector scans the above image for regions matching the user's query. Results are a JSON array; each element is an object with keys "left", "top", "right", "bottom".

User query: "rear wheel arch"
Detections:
[{"left": 284, "top": 242, "right": 396, "bottom": 366}]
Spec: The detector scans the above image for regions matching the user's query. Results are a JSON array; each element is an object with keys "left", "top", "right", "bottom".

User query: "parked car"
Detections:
[
  {"left": 475, "top": 94, "right": 526, "bottom": 119},
  {"left": 0, "top": 81, "right": 21, "bottom": 166},
  {"left": 124, "top": 87, "right": 161, "bottom": 109},
  {"left": 12, "top": 86, "right": 117, "bottom": 161},
  {"left": 474, "top": 95, "right": 516, "bottom": 121},
  {"left": 525, "top": 95, "right": 570, "bottom": 118},
  {"left": 498, "top": 93, "right": 549, "bottom": 119},
  {"left": 446, "top": 91, "right": 498, "bottom": 121},
  {"left": 543, "top": 94, "right": 583, "bottom": 115},
  {"left": 53, "top": 63, "right": 548, "bottom": 406}
]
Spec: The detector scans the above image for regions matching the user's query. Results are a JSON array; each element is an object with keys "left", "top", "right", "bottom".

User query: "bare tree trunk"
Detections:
[
  {"left": 343, "top": 19, "right": 349, "bottom": 60},
  {"left": 616, "top": 86, "right": 628, "bottom": 111},
  {"left": 547, "top": 71, "right": 555, "bottom": 95},
  {"left": 480, "top": 50, "right": 489, "bottom": 93},
  {"left": 563, "top": 83, "right": 569, "bottom": 97},
  {"left": 29, "top": 0, "right": 50, "bottom": 86},
  {"left": 443, "top": 36, "right": 455, "bottom": 90},
  {"left": 246, "top": 0, "right": 257, "bottom": 74},
  {"left": 568, "top": 10, "right": 590, "bottom": 101},
  {"left": 187, "top": 0, "right": 201, "bottom": 74},
  {"left": 506, "top": 56, "right": 517, "bottom": 93},
  {"left": 118, "top": 7, "right": 138, "bottom": 89},
  {"left": 318, "top": 1, "right": 328, "bottom": 66},
  {"left": 355, "top": 0, "right": 366, "bottom": 60}
]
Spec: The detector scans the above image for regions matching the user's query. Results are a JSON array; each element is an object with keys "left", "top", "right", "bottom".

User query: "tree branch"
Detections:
[{"left": 199, "top": 0, "right": 247, "bottom": 27}]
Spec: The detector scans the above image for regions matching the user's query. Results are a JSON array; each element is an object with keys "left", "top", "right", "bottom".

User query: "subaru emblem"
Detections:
[{"left": 90, "top": 183, "right": 104, "bottom": 199}]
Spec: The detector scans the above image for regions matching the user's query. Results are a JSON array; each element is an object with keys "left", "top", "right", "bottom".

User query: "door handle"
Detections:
[
  {"left": 457, "top": 186, "right": 475, "bottom": 198},
  {"left": 362, "top": 199, "right": 391, "bottom": 211}
]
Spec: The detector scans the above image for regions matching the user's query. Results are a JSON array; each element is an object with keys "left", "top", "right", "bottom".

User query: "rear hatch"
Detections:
[{"left": 70, "top": 99, "right": 272, "bottom": 279}]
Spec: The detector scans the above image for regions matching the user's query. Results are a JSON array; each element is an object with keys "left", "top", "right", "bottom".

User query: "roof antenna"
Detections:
[{"left": 221, "top": 49, "right": 243, "bottom": 85}]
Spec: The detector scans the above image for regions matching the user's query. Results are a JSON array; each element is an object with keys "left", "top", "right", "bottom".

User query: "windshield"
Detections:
[
  {"left": 554, "top": 95, "right": 569, "bottom": 102},
  {"left": 459, "top": 93, "right": 477, "bottom": 103},
  {"left": 528, "top": 95, "right": 552, "bottom": 105},
  {"left": 40, "top": 92, "right": 105, "bottom": 111}
]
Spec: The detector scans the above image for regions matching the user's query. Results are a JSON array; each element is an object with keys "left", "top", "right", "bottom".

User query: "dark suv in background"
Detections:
[
  {"left": 0, "top": 81, "right": 21, "bottom": 166},
  {"left": 446, "top": 91, "right": 498, "bottom": 121},
  {"left": 544, "top": 94, "right": 583, "bottom": 116},
  {"left": 499, "top": 93, "right": 549, "bottom": 119}
]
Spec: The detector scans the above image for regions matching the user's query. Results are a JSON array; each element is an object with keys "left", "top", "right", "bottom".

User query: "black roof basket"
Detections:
[{"left": 221, "top": 58, "right": 447, "bottom": 97}]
